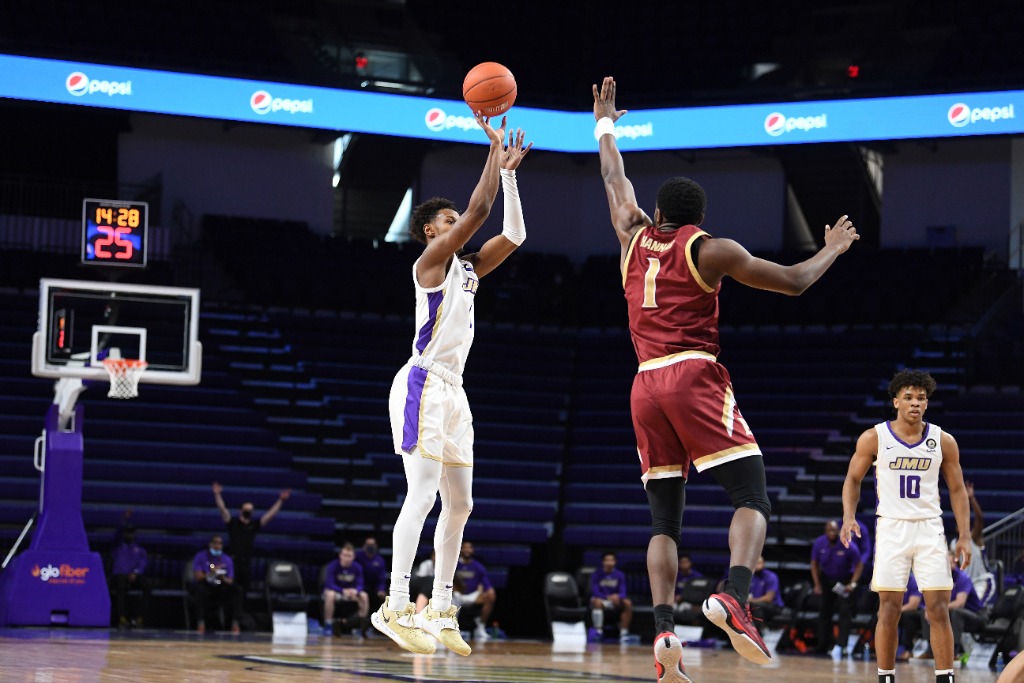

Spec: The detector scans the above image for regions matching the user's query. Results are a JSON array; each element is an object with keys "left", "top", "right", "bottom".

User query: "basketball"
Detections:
[{"left": 462, "top": 62, "right": 517, "bottom": 117}]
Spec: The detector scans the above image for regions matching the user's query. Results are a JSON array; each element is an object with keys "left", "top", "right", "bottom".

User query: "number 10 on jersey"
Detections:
[{"left": 900, "top": 474, "right": 921, "bottom": 499}]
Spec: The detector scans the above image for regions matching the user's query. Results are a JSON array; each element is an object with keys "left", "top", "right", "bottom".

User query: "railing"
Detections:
[
  {"left": 0, "top": 173, "right": 162, "bottom": 221},
  {"left": 983, "top": 507, "right": 1024, "bottom": 577}
]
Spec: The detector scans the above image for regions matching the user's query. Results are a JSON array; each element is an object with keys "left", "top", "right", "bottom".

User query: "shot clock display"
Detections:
[{"left": 81, "top": 198, "right": 148, "bottom": 267}]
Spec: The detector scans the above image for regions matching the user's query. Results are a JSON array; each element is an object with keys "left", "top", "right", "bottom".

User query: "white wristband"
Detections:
[
  {"left": 594, "top": 117, "right": 616, "bottom": 140},
  {"left": 500, "top": 169, "right": 525, "bottom": 246}
]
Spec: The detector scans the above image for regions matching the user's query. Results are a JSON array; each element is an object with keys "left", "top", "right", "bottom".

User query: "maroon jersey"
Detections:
[{"left": 622, "top": 224, "right": 720, "bottom": 365}]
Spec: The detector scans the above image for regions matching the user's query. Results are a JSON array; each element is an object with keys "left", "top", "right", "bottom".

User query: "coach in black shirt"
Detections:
[{"left": 212, "top": 481, "right": 291, "bottom": 591}]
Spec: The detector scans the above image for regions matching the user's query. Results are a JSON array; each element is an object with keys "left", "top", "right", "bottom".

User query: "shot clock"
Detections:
[{"left": 81, "top": 198, "right": 148, "bottom": 267}]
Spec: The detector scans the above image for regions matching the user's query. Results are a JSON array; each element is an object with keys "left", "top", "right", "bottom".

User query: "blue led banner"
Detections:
[{"left": 0, "top": 53, "right": 1020, "bottom": 152}]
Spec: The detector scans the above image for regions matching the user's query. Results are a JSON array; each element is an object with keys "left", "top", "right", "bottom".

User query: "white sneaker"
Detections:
[
  {"left": 415, "top": 605, "right": 471, "bottom": 656},
  {"left": 473, "top": 625, "right": 490, "bottom": 642},
  {"left": 370, "top": 603, "right": 436, "bottom": 655}
]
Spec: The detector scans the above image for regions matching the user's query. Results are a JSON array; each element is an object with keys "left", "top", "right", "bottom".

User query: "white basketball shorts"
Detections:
[
  {"left": 389, "top": 362, "right": 473, "bottom": 467},
  {"left": 871, "top": 516, "right": 954, "bottom": 592}
]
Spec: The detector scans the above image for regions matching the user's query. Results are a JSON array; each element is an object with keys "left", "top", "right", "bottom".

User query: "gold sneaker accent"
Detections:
[
  {"left": 415, "top": 605, "right": 472, "bottom": 656},
  {"left": 371, "top": 603, "right": 436, "bottom": 654}
]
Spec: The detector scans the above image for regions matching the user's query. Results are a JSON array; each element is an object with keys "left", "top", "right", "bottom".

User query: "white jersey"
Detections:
[
  {"left": 874, "top": 421, "right": 944, "bottom": 520},
  {"left": 408, "top": 256, "right": 478, "bottom": 377}
]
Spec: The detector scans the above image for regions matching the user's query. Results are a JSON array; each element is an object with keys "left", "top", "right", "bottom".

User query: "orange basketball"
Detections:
[{"left": 463, "top": 62, "right": 517, "bottom": 117}]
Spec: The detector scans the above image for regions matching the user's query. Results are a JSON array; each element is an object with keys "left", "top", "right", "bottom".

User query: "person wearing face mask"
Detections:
[
  {"left": 356, "top": 537, "right": 389, "bottom": 617},
  {"left": 191, "top": 535, "right": 243, "bottom": 634},
  {"left": 212, "top": 481, "right": 291, "bottom": 592},
  {"left": 109, "top": 509, "right": 150, "bottom": 629}
]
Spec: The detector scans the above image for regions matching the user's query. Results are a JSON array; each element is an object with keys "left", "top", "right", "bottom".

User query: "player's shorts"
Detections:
[
  {"left": 871, "top": 516, "right": 953, "bottom": 592},
  {"left": 630, "top": 354, "right": 760, "bottom": 484},
  {"left": 389, "top": 359, "right": 473, "bottom": 467}
]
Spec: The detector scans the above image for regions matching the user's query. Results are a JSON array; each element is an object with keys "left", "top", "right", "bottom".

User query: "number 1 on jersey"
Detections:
[{"left": 643, "top": 257, "right": 661, "bottom": 308}]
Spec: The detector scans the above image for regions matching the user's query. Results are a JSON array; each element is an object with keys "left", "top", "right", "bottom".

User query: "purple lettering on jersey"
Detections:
[
  {"left": 401, "top": 366, "right": 429, "bottom": 452},
  {"left": 415, "top": 290, "right": 444, "bottom": 354}
]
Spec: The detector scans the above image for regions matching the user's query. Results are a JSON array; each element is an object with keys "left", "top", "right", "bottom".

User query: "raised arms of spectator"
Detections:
[
  {"left": 260, "top": 489, "right": 291, "bottom": 527},
  {"left": 211, "top": 482, "right": 230, "bottom": 524}
]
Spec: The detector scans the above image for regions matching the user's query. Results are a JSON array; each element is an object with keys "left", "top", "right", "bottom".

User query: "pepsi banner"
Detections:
[{"left": 1, "top": 53, "right": 1021, "bottom": 152}]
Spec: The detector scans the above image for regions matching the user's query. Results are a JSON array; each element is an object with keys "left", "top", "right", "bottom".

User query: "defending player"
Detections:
[
  {"left": 593, "top": 76, "right": 859, "bottom": 680},
  {"left": 371, "top": 112, "right": 532, "bottom": 656},
  {"left": 840, "top": 370, "right": 972, "bottom": 683}
]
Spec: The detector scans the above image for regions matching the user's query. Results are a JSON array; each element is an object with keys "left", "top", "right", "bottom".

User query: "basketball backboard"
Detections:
[{"left": 31, "top": 278, "right": 201, "bottom": 385}]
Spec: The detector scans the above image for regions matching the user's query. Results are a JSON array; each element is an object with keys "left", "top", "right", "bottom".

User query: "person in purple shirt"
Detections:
[
  {"left": 673, "top": 554, "right": 703, "bottom": 602},
  {"left": 896, "top": 573, "right": 924, "bottom": 660},
  {"left": 810, "top": 520, "right": 863, "bottom": 655},
  {"left": 747, "top": 556, "right": 783, "bottom": 632},
  {"left": 589, "top": 552, "right": 634, "bottom": 642},
  {"left": 355, "top": 537, "right": 388, "bottom": 615},
  {"left": 455, "top": 542, "right": 496, "bottom": 641},
  {"left": 322, "top": 543, "right": 369, "bottom": 636},
  {"left": 919, "top": 553, "right": 986, "bottom": 659},
  {"left": 191, "top": 534, "right": 243, "bottom": 634},
  {"left": 109, "top": 517, "right": 150, "bottom": 628}
]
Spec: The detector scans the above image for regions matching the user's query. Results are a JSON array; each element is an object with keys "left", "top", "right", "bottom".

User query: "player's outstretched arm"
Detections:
[
  {"left": 465, "top": 127, "right": 533, "bottom": 278},
  {"left": 593, "top": 77, "right": 651, "bottom": 257},
  {"left": 698, "top": 215, "right": 859, "bottom": 294},
  {"left": 940, "top": 431, "right": 973, "bottom": 570},
  {"left": 418, "top": 113, "right": 505, "bottom": 283},
  {"left": 840, "top": 428, "right": 876, "bottom": 548}
]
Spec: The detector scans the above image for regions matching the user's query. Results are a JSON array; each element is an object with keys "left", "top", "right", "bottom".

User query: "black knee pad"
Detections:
[
  {"left": 645, "top": 477, "right": 685, "bottom": 546},
  {"left": 709, "top": 456, "right": 771, "bottom": 522}
]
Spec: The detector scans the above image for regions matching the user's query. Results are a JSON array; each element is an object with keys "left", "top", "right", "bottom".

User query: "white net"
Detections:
[{"left": 102, "top": 359, "right": 148, "bottom": 399}]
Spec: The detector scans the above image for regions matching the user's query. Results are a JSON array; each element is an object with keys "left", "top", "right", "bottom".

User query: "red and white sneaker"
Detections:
[
  {"left": 702, "top": 593, "right": 773, "bottom": 665},
  {"left": 653, "top": 632, "right": 694, "bottom": 683}
]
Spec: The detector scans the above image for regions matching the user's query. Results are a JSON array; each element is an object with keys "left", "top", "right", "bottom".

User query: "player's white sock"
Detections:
[
  {"left": 934, "top": 669, "right": 954, "bottom": 683},
  {"left": 431, "top": 579, "right": 453, "bottom": 612},
  {"left": 877, "top": 668, "right": 895, "bottom": 683},
  {"left": 387, "top": 574, "right": 411, "bottom": 612}
]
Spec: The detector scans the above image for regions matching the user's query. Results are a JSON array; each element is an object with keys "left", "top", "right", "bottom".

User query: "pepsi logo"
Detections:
[
  {"left": 764, "top": 112, "right": 785, "bottom": 136},
  {"left": 251, "top": 90, "right": 272, "bottom": 115},
  {"left": 948, "top": 103, "right": 970, "bottom": 128},
  {"left": 425, "top": 108, "right": 446, "bottom": 132},
  {"left": 66, "top": 72, "right": 89, "bottom": 96}
]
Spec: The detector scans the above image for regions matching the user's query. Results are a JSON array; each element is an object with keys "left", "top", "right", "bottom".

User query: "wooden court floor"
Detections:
[{"left": 0, "top": 629, "right": 1001, "bottom": 682}]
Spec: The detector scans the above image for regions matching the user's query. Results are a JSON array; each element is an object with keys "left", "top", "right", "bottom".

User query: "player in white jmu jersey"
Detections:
[
  {"left": 371, "top": 112, "right": 532, "bottom": 657},
  {"left": 840, "top": 369, "right": 971, "bottom": 683}
]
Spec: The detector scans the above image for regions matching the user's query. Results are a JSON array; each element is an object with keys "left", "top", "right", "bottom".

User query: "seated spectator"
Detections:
[
  {"left": 456, "top": 542, "right": 496, "bottom": 641},
  {"left": 919, "top": 552, "right": 986, "bottom": 659},
  {"left": 192, "top": 535, "right": 243, "bottom": 634},
  {"left": 895, "top": 573, "right": 923, "bottom": 661},
  {"left": 109, "top": 512, "right": 150, "bottom": 629},
  {"left": 674, "top": 554, "right": 703, "bottom": 601},
  {"left": 355, "top": 536, "right": 388, "bottom": 616},
  {"left": 949, "top": 481, "right": 996, "bottom": 606},
  {"left": 810, "top": 520, "right": 863, "bottom": 656},
  {"left": 322, "top": 543, "right": 369, "bottom": 636},
  {"left": 747, "top": 556, "right": 783, "bottom": 632},
  {"left": 588, "top": 551, "right": 634, "bottom": 643}
]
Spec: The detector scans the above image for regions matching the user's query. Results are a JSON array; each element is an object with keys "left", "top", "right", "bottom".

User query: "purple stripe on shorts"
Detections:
[
  {"left": 415, "top": 290, "right": 444, "bottom": 354},
  {"left": 401, "top": 366, "right": 428, "bottom": 452}
]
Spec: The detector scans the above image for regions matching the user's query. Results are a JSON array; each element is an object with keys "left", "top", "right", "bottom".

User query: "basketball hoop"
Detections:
[{"left": 102, "top": 359, "right": 148, "bottom": 399}]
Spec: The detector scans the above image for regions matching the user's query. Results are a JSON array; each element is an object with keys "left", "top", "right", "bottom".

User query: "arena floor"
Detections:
[{"left": 0, "top": 629, "right": 1003, "bottom": 682}]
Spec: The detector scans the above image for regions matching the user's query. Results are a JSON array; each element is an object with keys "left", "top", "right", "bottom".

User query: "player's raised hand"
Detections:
[
  {"left": 839, "top": 519, "right": 861, "bottom": 548},
  {"left": 824, "top": 215, "right": 859, "bottom": 254},
  {"left": 593, "top": 77, "right": 628, "bottom": 123},
  {"left": 500, "top": 128, "right": 532, "bottom": 171},
  {"left": 476, "top": 111, "right": 508, "bottom": 147}
]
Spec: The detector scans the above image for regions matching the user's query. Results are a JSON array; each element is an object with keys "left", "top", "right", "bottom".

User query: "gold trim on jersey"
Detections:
[
  {"left": 920, "top": 586, "right": 955, "bottom": 591},
  {"left": 638, "top": 349, "right": 717, "bottom": 372},
  {"left": 417, "top": 448, "right": 442, "bottom": 462},
  {"left": 620, "top": 228, "right": 645, "bottom": 289},
  {"left": 684, "top": 230, "right": 715, "bottom": 293},
  {"left": 441, "top": 461, "right": 473, "bottom": 468},
  {"left": 693, "top": 443, "right": 761, "bottom": 468},
  {"left": 872, "top": 585, "right": 914, "bottom": 592}
]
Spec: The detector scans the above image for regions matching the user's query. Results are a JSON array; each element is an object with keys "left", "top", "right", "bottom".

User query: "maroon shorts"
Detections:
[{"left": 630, "top": 357, "right": 761, "bottom": 483}]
